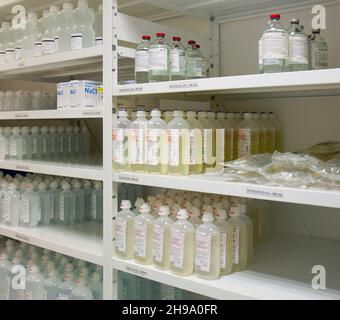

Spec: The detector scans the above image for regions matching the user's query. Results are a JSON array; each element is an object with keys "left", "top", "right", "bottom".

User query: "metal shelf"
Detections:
[
  {"left": 0, "top": 222, "right": 103, "bottom": 265},
  {"left": 0, "top": 159, "right": 103, "bottom": 180},
  {"left": 113, "top": 68, "right": 340, "bottom": 98},
  {"left": 113, "top": 172, "right": 340, "bottom": 209},
  {"left": 113, "top": 234, "right": 340, "bottom": 300},
  {"left": 0, "top": 109, "right": 103, "bottom": 120}
]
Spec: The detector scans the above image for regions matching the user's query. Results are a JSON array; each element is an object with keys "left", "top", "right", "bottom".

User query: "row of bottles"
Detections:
[
  {"left": 0, "top": 237, "right": 103, "bottom": 300},
  {"left": 0, "top": 90, "right": 56, "bottom": 112},
  {"left": 0, "top": 172, "right": 103, "bottom": 227},
  {"left": 0, "top": 0, "right": 103, "bottom": 64},
  {"left": 0, "top": 125, "right": 90, "bottom": 162},
  {"left": 135, "top": 33, "right": 206, "bottom": 83},
  {"left": 114, "top": 191, "right": 269, "bottom": 280},
  {"left": 118, "top": 271, "right": 212, "bottom": 300},
  {"left": 259, "top": 14, "right": 328, "bottom": 73},
  {"left": 113, "top": 109, "right": 281, "bottom": 175}
]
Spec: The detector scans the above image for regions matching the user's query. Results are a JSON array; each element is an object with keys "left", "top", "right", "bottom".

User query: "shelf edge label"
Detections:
[
  {"left": 125, "top": 266, "right": 148, "bottom": 277},
  {"left": 168, "top": 81, "right": 199, "bottom": 90},
  {"left": 246, "top": 188, "right": 284, "bottom": 199},
  {"left": 117, "top": 175, "right": 139, "bottom": 183}
]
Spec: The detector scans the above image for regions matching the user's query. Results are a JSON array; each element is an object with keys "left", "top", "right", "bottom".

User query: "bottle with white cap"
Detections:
[
  {"left": 71, "top": 180, "right": 84, "bottom": 223},
  {"left": 153, "top": 206, "right": 173, "bottom": 270},
  {"left": 91, "top": 181, "right": 103, "bottom": 223},
  {"left": 19, "top": 182, "right": 40, "bottom": 228},
  {"left": 0, "top": 252, "right": 11, "bottom": 300},
  {"left": 237, "top": 112, "right": 259, "bottom": 158},
  {"left": 59, "top": 182, "right": 75, "bottom": 225},
  {"left": 146, "top": 109, "right": 168, "bottom": 174},
  {"left": 40, "top": 126, "right": 51, "bottom": 160},
  {"left": 2, "top": 127, "right": 11, "bottom": 159},
  {"left": 48, "top": 126, "right": 57, "bottom": 159},
  {"left": 49, "top": 181, "right": 60, "bottom": 223},
  {"left": 113, "top": 109, "right": 131, "bottom": 172},
  {"left": 30, "top": 126, "right": 42, "bottom": 160},
  {"left": 24, "top": 265, "right": 45, "bottom": 300},
  {"left": 57, "top": 272, "right": 76, "bottom": 300},
  {"left": 42, "top": 6, "right": 60, "bottom": 55},
  {"left": 237, "top": 202, "right": 254, "bottom": 263},
  {"left": 134, "top": 203, "right": 154, "bottom": 265},
  {"left": 38, "top": 182, "right": 52, "bottom": 226},
  {"left": 229, "top": 206, "right": 248, "bottom": 272},
  {"left": 9, "top": 127, "right": 23, "bottom": 160},
  {"left": 21, "top": 127, "right": 32, "bottom": 160},
  {"left": 195, "top": 211, "right": 220, "bottom": 279},
  {"left": 55, "top": 2, "right": 74, "bottom": 52},
  {"left": 215, "top": 209, "right": 233, "bottom": 275},
  {"left": 170, "top": 209, "right": 195, "bottom": 276},
  {"left": 167, "top": 110, "right": 190, "bottom": 175},
  {"left": 94, "top": 4, "right": 103, "bottom": 41},
  {"left": 20, "top": 12, "right": 39, "bottom": 60},
  {"left": 44, "top": 268, "right": 62, "bottom": 300},
  {"left": 3, "top": 182, "right": 20, "bottom": 226},
  {"left": 268, "top": 112, "right": 282, "bottom": 151},
  {"left": 188, "top": 206, "right": 202, "bottom": 229},
  {"left": 89, "top": 271, "right": 103, "bottom": 300},
  {"left": 133, "top": 197, "right": 145, "bottom": 216},
  {"left": 129, "top": 110, "right": 148, "bottom": 172},
  {"left": 72, "top": 0, "right": 95, "bottom": 49},
  {"left": 115, "top": 200, "right": 135, "bottom": 259}
]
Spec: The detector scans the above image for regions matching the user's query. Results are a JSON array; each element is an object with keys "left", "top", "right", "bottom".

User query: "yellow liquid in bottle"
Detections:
[
  {"left": 170, "top": 230, "right": 195, "bottom": 276},
  {"left": 266, "top": 129, "right": 275, "bottom": 153},
  {"left": 189, "top": 129, "right": 203, "bottom": 174},
  {"left": 146, "top": 132, "right": 167, "bottom": 175},
  {"left": 275, "top": 129, "right": 283, "bottom": 152},
  {"left": 224, "top": 129, "right": 234, "bottom": 161},
  {"left": 134, "top": 222, "right": 154, "bottom": 265},
  {"left": 205, "top": 129, "right": 217, "bottom": 170},
  {"left": 238, "top": 130, "right": 259, "bottom": 157},
  {"left": 168, "top": 135, "right": 189, "bottom": 176},
  {"left": 258, "top": 129, "right": 267, "bottom": 154},
  {"left": 217, "top": 223, "right": 233, "bottom": 275},
  {"left": 230, "top": 222, "right": 248, "bottom": 272},
  {"left": 115, "top": 219, "right": 134, "bottom": 259},
  {"left": 153, "top": 225, "right": 171, "bottom": 270},
  {"left": 195, "top": 233, "right": 221, "bottom": 280}
]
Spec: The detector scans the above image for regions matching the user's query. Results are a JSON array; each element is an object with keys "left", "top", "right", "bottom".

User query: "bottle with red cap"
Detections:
[
  {"left": 170, "top": 36, "right": 186, "bottom": 80},
  {"left": 135, "top": 35, "right": 151, "bottom": 83},
  {"left": 186, "top": 40, "right": 205, "bottom": 79},
  {"left": 149, "top": 32, "right": 170, "bottom": 82},
  {"left": 262, "top": 13, "right": 288, "bottom": 73}
]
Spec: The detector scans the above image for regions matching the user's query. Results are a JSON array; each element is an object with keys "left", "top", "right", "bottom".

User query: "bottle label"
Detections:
[
  {"left": 232, "top": 228, "right": 240, "bottom": 264},
  {"left": 129, "top": 128, "right": 145, "bottom": 165},
  {"left": 168, "top": 129, "right": 180, "bottom": 166},
  {"left": 42, "top": 39, "right": 56, "bottom": 54},
  {"left": 220, "top": 231, "right": 227, "bottom": 268},
  {"left": 262, "top": 32, "right": 289, "bottom": 60},
  {"left": 32, "top": 138, "right": 38, "bottom": 154},
  {"left": 115, "top": 217, "right": 127, "bottom": 253},
  {"left": 238, "top": 128, "right": 251, "bottom": 157},
  {"left": 34, "top": 42, "right": 42, "bottom": 57},
  {"left": 170, "top": 229, "right": 185, "bottom": 268},
  {"left": 203, "top": 129, "right": 214, "bottom": 164},
  {"left": 195, "top": 231, "right": 212, "bottom": 272},
  {"left": 91, "top": 193, "right": 97, "bottom": 219},
  {"left": 71, "top": 36, "right": 83, "bottom": 50},
  {"left": 112, "top": 128, "right": 125, "bottom": 164},
  {"left": 289, "top": 34, "right": 308, "bottom": 63},
  {"left": 10, "top": 140, "right": 18, "bottom": 157},
  {"left": 216, "top": 128, "right": 225, "bottom": 164},
  {"left": 188, "top": 57, "right": 205, "bottom": 77},
  {"left": 134, "top": 221, "right": 147, "bottom": 258},
  {"left": 19, "top": 197, "right": 30, "bottom": 224},
  {"left": 153, "top": 224, "right": 164, "bottom": 263},
  {"left": 2, "top": 194, "right": 11, "bottom": 222},
  {"left": 57, "top": 293, "right": 70, "bottom": 300},
  {"left": 189, "top": 129, "right": 203, "bottom": 165},
  {"left": 59, "top": 196, "right": 64, "bottom": 222},
  {"left": 135, "top": 51, "right": 149, "bottom": 72},
  {"left": 146, "top": 129, "right": 160, "bottom": 165},
  {"left": 258, "top": 38, "right": 263, "bottom": 64},
  {"left": 311, "top": 42, "right": 328, "bottom": 69},
  {"left": 149, "top": 47, "right": 168, "bottom": 71},
  {"left": 170, "top": 51, "right": 180, "bottom": 73}
]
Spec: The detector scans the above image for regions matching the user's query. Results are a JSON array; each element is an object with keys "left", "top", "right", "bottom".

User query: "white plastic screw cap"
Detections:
[
  {"left": 177, "top": 209, "right": 189, "bottom": 220},
  {"left": 120, "top": 200, "right": 131, "bottom": 209},
  {"left": 159, "top": 206, "right": 170, "bottom": 216}
]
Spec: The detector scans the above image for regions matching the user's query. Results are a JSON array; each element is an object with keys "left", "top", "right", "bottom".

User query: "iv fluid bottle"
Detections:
[
  {"left": 237, "top": 113, "right": 259, "bottom": 157},
  {"left": 135, "top": 35, "right": 151, "bottom": 83},
  {"left": 91, "top": 181, "right": 103, "bottom": 223},
  {"left": 149, "top": 32, "right": 170, "bottom": 82},
  {"left": 310, "top": 29, "right": 328, "bottom": 70},
  {"left": 20, "top": 12, "right": 39, "bottom": 60},
  {"left": 3, "top": 183, "right": 20, "bottom": 226},
  {"left": 252, "top": 113, "right": 267, "bottom": 154},
  {"left": 44, "top": 269, "right": 62, "bottom": 300},
  {"left": 134, "top": 203, "right": 155, "bottom": 265},
  {"left": 19, "top": 183, "right": 40, "bottom": 228},
  {"left": 42, "top": 6, "right": 60, "bottom": 55},
  {"left": 262, "top": 14, "right": 288, "bottom": 73},
  {"left": 129, "top": 110, "right": 147, "bottom": 172},
  {"left": 195, "top": 212, "right": 220, "bottom": 280},
  {"left": 73, "top": 180, "right": 85, "bottom": 223},
  {"left": 38, "top": 182, "right": 52, "bottom": 226},
  {"left": 170, "top": 36, "right": 186, "bottom": 80},
  {"left": 170, "top": 209, "right": 195, "bottom": 276},
  {"left": 30, "top": 126, "right": 42, "bottom": 160},
  {"left": 113, "top": 109, "right": 131, "bottom": 172},
  {"left": 186, "top": 111, "right": 203, "bottom": 174},
  {"left": 268, "top": 112, "right": 282, "bottom": 151},
  {"left": 153, "top": 206, "right": 173, "bottom": 270},
  {"left": 57, "top": 272, "right": 76, "bottom": 300},
  {"left": 9, "top": 127, "right": 23, "bottom": 160},
  {"left": 59, "top": 182, "right": 75, "bottom": 225},
  {"left": 71, "top": 276, "right": 93, "bottom": 300},
  {"left": 167, "top": 110, "right": 190, "bottom": 176},
  {"left": 146, "top": 110, "right": 168, "bottom": 174},
  {"left": 24, "top": 265, "right": 45, "bottom": 300},
  {"left": 94, "top": 4, "right": 103, "bottom": 42},
  {"left": 260, "top": 113, "right": 275, "bottom": 153},
  {"left": 56, "top": 2, "right": 74, "bottom": 52},
  {"left": 115, "top": 200, "right": 135, "bottom": 259}
]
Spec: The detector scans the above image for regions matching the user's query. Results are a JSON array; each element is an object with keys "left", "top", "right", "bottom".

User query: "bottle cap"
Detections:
[
  {"left": 173, "top": 36, "right": 181, "bottom": 41},
  {"left": 142, "top": 35, "right": 151, "bottom": 40},
  {"left": 120, "top": 200, "right": 132, "bottom": 209},
  {"left": 38, "top": 182, "right": 46, "bottom": 191},
  {"left": 94, "top": 181, "right": 102, "bottom": 190},
  {"left": 140, "top": 203, "right": 151, "bottom": 213},
  {"left": 244, "top": 112, "right": 252, "bottom": 119},
  {"left": 312, "top": 29, "right": 321, "bottom": 34},
  {"left": 188, "top": 40, "right": 196, "bottom": 45},
  {"left": 73, "top": 180, "right": 81, "bottom": 190},
  {"left": 202, "top": 212, "right": 214, "bottom": 222},
  {"left": 173, "top": 110, "right": 184, "bottom": 117},
  {"left": 291, "top": 18, "right": 300, "bottom": 24},
  {"left": 156, "top": 32, "right": 165, "bottom": 37},
  {"left": 216, "top": 209, "right": 227, "bottom": 220},
  {"left": 136, "top": 110, "right": 146, "bottom": 117},
  {"left": 62, "top": 183, "right": 71, "bottom": 191},
  {"left": 270, "top": 13, "right": 281, "bottom": 20},
  {"left": 151, "top": 109, "right": 161, "bottom": 117},
  {"left": 177, "top": 209, "right": 189, "bottom": 220},
  {"left": 229, "top": 206, "right": 241, "bottom": 217},
  {"left": 159, "top": 206, "right": 170, "bottom": 216}
]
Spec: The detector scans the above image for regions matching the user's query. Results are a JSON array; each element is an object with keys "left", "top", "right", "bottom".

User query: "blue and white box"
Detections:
[
  {"left": 69, "top": 80, "right": 101, "bottom": 109},
  {"left": 57, "top": 82, "right": 70, "bottom": 109}
]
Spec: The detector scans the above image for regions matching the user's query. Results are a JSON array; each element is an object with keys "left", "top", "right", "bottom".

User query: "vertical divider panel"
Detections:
[{"left": 103, "top": 0, "right": 115, "bottom": 300}]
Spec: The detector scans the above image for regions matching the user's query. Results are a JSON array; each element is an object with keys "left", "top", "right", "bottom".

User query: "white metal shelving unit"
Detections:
[{"left": 110, "top": 0, "right": 340, "bottom": 301}]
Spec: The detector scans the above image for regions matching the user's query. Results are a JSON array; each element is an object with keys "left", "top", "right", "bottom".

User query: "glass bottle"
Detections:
[
  {"left": 310, "top": 29, "right": 328, "bottom": 70},
  {"left": 170, "top": 36, "right": 186, "bottom": 80},
  {"left": 237, "top": 112, "right": 259, "bottom": 157},
  {"left": 135, "top": 35, "right": 151, "bottom": 83},
  {"left": 149, "top": 32, "right": 170, "bottom": 82}
]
